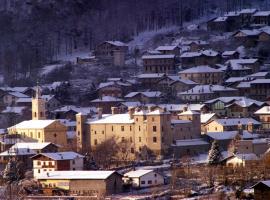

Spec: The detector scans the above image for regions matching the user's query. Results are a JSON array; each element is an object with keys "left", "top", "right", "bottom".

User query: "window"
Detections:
[
  {"left": 37, "top": 161, "right": 41, "bottom": 165},
  {"left": 54, "top": 133, "right": 57, "bottom": 138},
  {"left": 148, "top": 180, "right": 152, "bottom": 184},
  {"left": 34, "top": 112, "right": 37, "bottom": 118},
  {"left": 152, "top": 117, "right": 155, "bottom": 122},
  {"left": 153, "top": 126, "right": 157, "bottom": 132},
  {"left": 38, "top": 169, "right": 40, "bottom": 173},
  {"left": 121, "top": 126, "right": 124, "bottom": 131},
  {"left": 122, "top": 137, "right": 125, "bottom": 142},
  {"left": 38, "top": 132, "right": 41, "bottom": 138},
  {"left": 112, "top": 126, "right": 114, "bottom": 131},
  {"left": 153, "top": 137, "right": 157, "bottom": 143},
  {"left": 94, "top": 131, "right": 97, "bottom": 134},
  {"left": 136, "top": 118, "right": 138, "bottom": 122},
  {"left": 40, "top": 112, "right": 43, "bottom": 117},
  {"left": 141, "top": 181, "right": 145, "bottom": 184},
  {"left": 154, "top": 174, "right": 157, "bottom": 177},
  {"left": 77, "top": 131, "right": 80, "bottom": 136},
  {"left": 139, "top": 137, "right": 142, "bottom": 142},
  {"left": 94, "top": 139, "right": 98, "bottom": 145},
  {"left": 130, "top": 126, "right": 132, "bottom": 131},
  {"left": 139, "top": 126, "right": 141, "bottom": 131},
  {"left": 102, "top": 131, "right": 104, "bottom": 135},
  {"left": 72, "top": 160, "right": 75, "bottom": 164},
  {"left": 131, "top": 148, "right": 134, "bottom": 153},
  {"left": 130, "top": 137, "right": 133, "bottom": 143}
]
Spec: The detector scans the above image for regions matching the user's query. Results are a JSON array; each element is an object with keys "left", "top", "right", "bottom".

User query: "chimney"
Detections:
[
  {"left": 128, "top": 107, "right": 134, "bottom": 119},
  {"left": 247, "top": 122, "right": 253, "bottom": 133},
  {"left": 148, "top": 106, "right": 154, "bottom": 112},
  {"left": 183, "top": 106, "right": 188, "bottom": 112},
  {"left": 97, "top": 107, "right": 103, "bottom": 119},
  {"left": 111, "top": 107, "right": 118, "bottom": 115}
]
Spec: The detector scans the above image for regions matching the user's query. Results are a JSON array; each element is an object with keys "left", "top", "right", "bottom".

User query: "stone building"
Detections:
[{"left": 76, "top": 106, "right": 201, "bottom": 158}]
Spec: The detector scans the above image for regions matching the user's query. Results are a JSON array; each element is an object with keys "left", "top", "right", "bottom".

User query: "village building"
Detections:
[
  {"left": 180, "top": 50, "right": 221, "bottom": 67},
  {"left": 255, "top": 106, "right": 270, "bottom": 131},
  {"left": 205, "top": 96, "right": 266, "bottom": 117},
  {"left": 142, "top": 54, "right": 176, "bottom": 74},
  {"left": 36, "top": 170, "right": 123, "bottom": 196},
  {"left": 155, "top": 45, "right": 180, "bottom": 56},
  {"left": 52, "top": 105, "right": 96, "bottom": 120},
  {"left": 42, "top": 95, "right": 61, "bottom": 111},
  {"left": 31, "top": 151, "right": 84, "bottom": 178},
  {"left": 180, "top": 40, "right": 209, "bottom": 52},
  {"left": 200, "top": 113, "right": 217, "bottom": 132},
  {"left": 94, "top": 41, "right": 128, "bottom": 58},
  {"left": 225, "top": 153, "right": 260, "bottom": 168},
  {"left": 233, "top": 29, "right": 261, "bottom": 47},
  {"left": 123, "top": 169, "right": 164, "bottom": 188},
  {"left": 1, "top": 91, "right": 29, "bottom": 106},
  {"left": 207, "top": 17, "right": 230, "bottom": 32},
  {"left": 137, "top": 73, "right": 165, "bottom": 88},
  {"left": 124, "top": 91, "right": 163, "bottom": 104},
  {"left": 205, "top": 117, "right": 261, "bottom": 132},
  {"left": 90, "top": 96, "right": 125, "bottom": 114},
  {"left": 156, "top": 75, "right": 197, "bottom": 97},
  {"left": 0, "top": 142, "right": 59, "bottom": 168},
  {"left": 178, "top": 85, "right": 238, "bottom": 103},
  {"left": 179, "top": 66, "right": 224, "bottom": 84},
  {"left": 221, "top": 50, "right": 240, "bottom": 62},
  {"left": 7, "top": 87, "right": 68, "bottom": 149},
  {"left": 76, "top": 107, "right": 201, "bottom": 158},
  {"left": 253, "top": 11, "right": 270, "bottom": 26},
  {"left": 225, "top": 58, "right": 260, "bottom": 75},
  {"left": 97, "top": 80, "right": 132, "bottom": 98},
  {"left": 251, "top": 180, "right": 270, "bottom": 200}
]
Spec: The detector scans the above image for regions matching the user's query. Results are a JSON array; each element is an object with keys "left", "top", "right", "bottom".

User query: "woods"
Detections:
[{"left": 0, "top": 0, "right": 263, "bottom": 84}]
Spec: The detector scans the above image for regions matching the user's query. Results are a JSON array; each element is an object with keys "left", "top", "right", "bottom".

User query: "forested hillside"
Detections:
[{"left": 0, "top": 0, "right": 267, "bottom": 84}]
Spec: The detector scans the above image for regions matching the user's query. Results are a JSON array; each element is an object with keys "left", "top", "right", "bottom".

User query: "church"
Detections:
[{"left": 7, "top": 86, "right": 68, "bottom": 149}]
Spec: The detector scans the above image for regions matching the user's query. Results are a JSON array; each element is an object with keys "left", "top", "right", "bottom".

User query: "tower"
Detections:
[{"left": 32, "top": 85, "right": 46, "bottom": 120}]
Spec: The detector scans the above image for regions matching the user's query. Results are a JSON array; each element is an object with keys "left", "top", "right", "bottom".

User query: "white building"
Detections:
[{"left": 123, "top": 169, "right": 164, "bottom": 188}]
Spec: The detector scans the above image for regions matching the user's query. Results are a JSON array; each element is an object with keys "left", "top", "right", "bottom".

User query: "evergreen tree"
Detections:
[{"left": 208, "top": 140, "right": 222, "bottom": 165}]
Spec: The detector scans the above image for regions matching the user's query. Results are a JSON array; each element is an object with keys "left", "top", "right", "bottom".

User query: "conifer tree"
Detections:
[{"left": 208, "top": 140, "right": 222, "bottom": 165}]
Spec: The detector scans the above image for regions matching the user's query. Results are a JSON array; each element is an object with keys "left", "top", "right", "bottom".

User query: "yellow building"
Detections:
[
  {"left": 76, "top": 107, "right": 201, "bottom": 157},
  {"left": 8, "top": 86, "right": 68, "bottom": 149}
]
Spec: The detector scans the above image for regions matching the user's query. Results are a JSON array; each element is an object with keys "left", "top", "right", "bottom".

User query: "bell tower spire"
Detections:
[{"left": 32, "top": 81, "right": 46, "bottom": 120}]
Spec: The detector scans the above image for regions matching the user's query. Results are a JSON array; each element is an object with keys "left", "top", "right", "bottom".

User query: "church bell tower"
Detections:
[{"left": 32, "top": 84, "right": 46, "bottom": 120}]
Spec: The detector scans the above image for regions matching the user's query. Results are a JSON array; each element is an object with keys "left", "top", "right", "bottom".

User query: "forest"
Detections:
[{"left": 0, "top": 0, "right": 267, "bottom": 84}]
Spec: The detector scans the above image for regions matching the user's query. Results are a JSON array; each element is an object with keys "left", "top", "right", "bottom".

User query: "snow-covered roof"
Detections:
[
  {"left": 253, "top": 11, "right": 270, "bottom": 17},
  {"left": 97, "top": 81, "right": 131, "bottom": 90},
  {"left": 180, "top": 52, "right": 201, "bottom": 58},
  {"left": 137, "top": 73, "right": 165, "bottom": 79},
  {"left": 222, "top": 50, "right": 238, "bottom": 57},
  {"left": 173, "top": 138, "right": 209, "bottom": 146},
  {"left": 42, "top": 95, "right": 56, "bottom": 102},
  {"left": 9, "top": 120, "right": 57, "bottom": 129},
  {"left": 155, "top": 45, "right": 178, "bottom": 51},
  {"left": 106, "top": 41, "right": 127, "bottom": 47},
  {"left": 37, "top": 170, "right": 117, "bottom": 180},
  {"left": 146, "top": 110, "right": 170, "bottom": 115},
  {"left": 155, "top": 104, "right": 205, "bottom": 112},
  {"left": 206, "top": 96, "right": 265, "bottom": 107},
  {"left": 7, "top": 92, "right": 29, "bottom": 98},
  {"left": 119, "top": 101, "right": 141, "bottom": 108},
  {"left": 226, "top": 98, "right": 265, "bottom": 108},
  {"left": 16, "top": 98, "right": 32, "bottom": 103},
  {"left": 213, "top": 17, "right": 228, "bottom": 22},
  {"left": 206, "top": 130, "right": 258, "bottom": 140},
  {"left": 2, "top": 106, "right": 26, "bottom": 114},
  {"left": 33, "top": 151, "right": 84, "bottom": 160},
  {"left": 0, "top": 148, "right": 36, "bottom": 156},
  {"left": 124, "top": 170, "right": 154, "bottom": 178},
  {"left": 233, "top": 153, "right": 259, "bottom": 160},
  {"left": 11, "top": 142, "right": 53, "bottom": 150},
  {"left": 179, "top": 66, "right": 222, "bottom": 74},
  {"left": 10, "top": 87, "right": 32, "bottom": 93},
  {"left": 171, "top": 119, "right": 191, "bottom": 124},
  {"left": 225, "top": 77, "right": 246, "bottom": 83},
  {"left": 142, "top": 54, "right": 175, "bottom": 59},
  {"left": 53, "top": 105, "right": 96, "bottom": 115},
  {"left": 248, "top": 71, "right": 269, "bottom": 78},
  {"left": 214, "top": 118, "right": 261, "bottom": 126},
  {"left": 180, "top": 85, "right": 237, "bottom": 95},
  {"left": 125, "top": 91, "right": 162, "bottom": 98},
  {"left": 250, "top": 78, "right": 270, "bottom": 84},
  {"left": 178, "top": 110, "right": 200, "bottom": 115},
  {"left": 239, "top": 9, "right": 257, "bottom": 14},
  {"left": 255, "top": 106, "right": 270, "bottom": 114},
  {"left": 201, "top": 113, "right": 216, "bottom": 124},
  {"left": 234, "top": 29, "right": 260, "bottom": 36},
  {"left": 251, "top": 180, "right": 270, "bottom": 188},
  {"left": 237, "top": 82, "right": 251, "bottom": 88},
  {"left": 225, "top": 11, "right": 240, "bottom": 17},
  {"left": 226, "top": 59, "right": 258, "bottom": 70},
  {"left": 91, "top": 96, "right": 124, "bottom": 103},
  {"left": 89, "top": 114, "right": 134, "bottom": 124}
]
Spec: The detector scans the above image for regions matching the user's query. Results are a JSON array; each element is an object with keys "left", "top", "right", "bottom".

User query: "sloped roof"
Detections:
[
  {"left": 9, "top": 120, "right": 57, "bottom": 129},
  {"left": 255, "top": 106, "right": 270, "bottom": 114},
  {"left": 201, "top": 113, "right": 216, "bottom": 124},
  {"left": 142, "top": 54, "right": 175, "bottom": 59},
  {"left": 89, "top": 114, "right": 134, "bottom": 124},
  {"left": 214, "top": 118, "right": 260, "bottom": 126},
  {"left": 179, "top": 66, "right": 222, "bottom": 74},
  {"left": 124, "top": 170, "right": 153, "bottom": 178},
  {"left": 37, "top": 170, "right": 117, "bottom": 180},
  {"left": 33, "top": 151, "right": 84, "bottom": 160}
]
